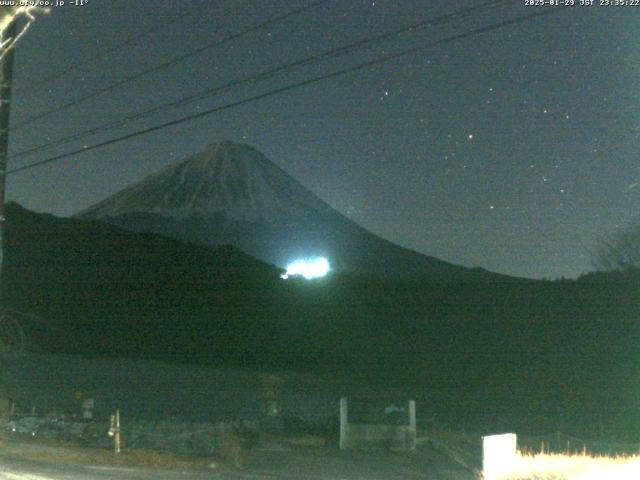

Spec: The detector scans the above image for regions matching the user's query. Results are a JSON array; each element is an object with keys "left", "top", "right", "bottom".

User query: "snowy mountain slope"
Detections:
[
  {"left": 80, "top": 141, "right": 333, "bottom": 224},
  {"left": 76, "top": 141, "right": 504, "bottom": 281}
]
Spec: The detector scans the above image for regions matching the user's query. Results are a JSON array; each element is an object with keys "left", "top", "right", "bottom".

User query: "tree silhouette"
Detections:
[{"left": 593, "top": 220, "right": 640, "bottom": 271}]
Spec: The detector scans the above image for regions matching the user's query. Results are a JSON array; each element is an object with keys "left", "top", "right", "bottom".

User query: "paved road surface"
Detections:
[
  {"left": 0, "top": 436, "right": 472, "bottom": 480},
  {"left": 0, "top": 455, "right": 469, "bottom": 480},
  {"left": 0, "top": 457, "right": 276, "bottom": 480}
]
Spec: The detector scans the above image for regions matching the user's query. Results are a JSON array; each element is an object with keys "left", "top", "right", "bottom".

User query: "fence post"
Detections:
[
  {"left": 408, "top": 400, "right": 416, "bottom": 450},
  {"left": 114, "top": 409, "right": 121, "bottom": 454},
  {"left": 339, "top": 397, "right": 348, "bottom": 450},
  {"left": 109, "top": 409, "right": 121, "bottom": 454}
]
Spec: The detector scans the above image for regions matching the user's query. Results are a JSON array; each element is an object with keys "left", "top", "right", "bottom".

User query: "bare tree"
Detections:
[
  {"left": 0, "top": 6, "right": 49, "bottom": 58},
  {"left": 593, "top": 220, "right": 640, "bottom": 271}
]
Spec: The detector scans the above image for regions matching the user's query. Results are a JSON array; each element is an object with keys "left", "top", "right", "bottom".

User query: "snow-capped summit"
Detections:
[
  {"left": 77, "top": 141, "right": 501, "bottom": 281},
  {"left": 79, "top": 141, "right": 332, "bottom": 224}
]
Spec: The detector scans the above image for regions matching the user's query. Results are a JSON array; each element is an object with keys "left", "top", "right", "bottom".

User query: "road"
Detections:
[
  {"left": 0, "top": 434, "right": 473, "bottom": 480},
  {"left": 0, "top": 457, "right": 275, "bottom": 480},
  {"left": 0, "top": 453, "right": 471, "bottom": 480}
]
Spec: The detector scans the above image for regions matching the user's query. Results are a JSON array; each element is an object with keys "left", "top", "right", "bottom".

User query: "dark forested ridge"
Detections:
[{"left": 4, "top": 202, "right": 640, "bottom": 435}]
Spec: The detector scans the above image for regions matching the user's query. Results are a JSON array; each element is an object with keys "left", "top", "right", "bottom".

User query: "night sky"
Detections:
[{"left": 4, "top": 0, "right": 639, "bottom": 279}]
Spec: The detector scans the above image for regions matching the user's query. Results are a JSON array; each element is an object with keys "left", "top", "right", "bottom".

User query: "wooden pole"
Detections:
[
  {"left": 114, "top": 409, "right": 121, "bottom": 454},
  {"left": 0, "top": 21, "right": 16, "bottom": 306}
]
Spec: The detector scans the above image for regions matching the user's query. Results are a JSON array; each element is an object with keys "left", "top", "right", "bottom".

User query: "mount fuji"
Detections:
[{"left": 76, "top": 141, "right": 502, "bottom": 281}]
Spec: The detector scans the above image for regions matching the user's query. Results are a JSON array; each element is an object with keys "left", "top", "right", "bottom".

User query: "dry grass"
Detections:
[{"left": 490, "top": 451, "right": 640, "bottom": 480}]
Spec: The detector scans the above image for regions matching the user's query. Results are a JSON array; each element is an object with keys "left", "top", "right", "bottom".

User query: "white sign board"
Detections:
[{"left": 483, "top": 433, "right": 517, "bottom": 480}]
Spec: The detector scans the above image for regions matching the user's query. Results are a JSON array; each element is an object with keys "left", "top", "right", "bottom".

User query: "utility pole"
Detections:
[{"left": 0, "top": 21, "right": 16, "bottom": 306}]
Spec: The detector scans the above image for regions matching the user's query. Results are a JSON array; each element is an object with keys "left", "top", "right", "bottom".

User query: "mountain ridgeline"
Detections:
[{"left": 76, "top": 141, "right": 503, "bottom": 282}]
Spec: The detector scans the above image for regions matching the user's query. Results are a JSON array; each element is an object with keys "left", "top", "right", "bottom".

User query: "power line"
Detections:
[
  {"left": 7, "top": 6, "right": 571, "bottom": 176},
  {"left": 10, "top": 0, "right": 508, "bottom": 161},
  {"left": 12, "top": 0, "right": 329, "bottom": 130},
  {"left": 18, "top": 0, "right": 207, "bottom": 92}
]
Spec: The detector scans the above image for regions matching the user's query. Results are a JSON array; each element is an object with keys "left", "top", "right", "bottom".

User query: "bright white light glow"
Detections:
[
  {"left": 482, "top": 433, "right": 640, "bottom": 480},
  {"left": 495, "top": 452, "right": 640, "bottom": 480},
  {"left": 281, "top": 257, "right": 330, "bottom": 280},
  {"left": 483, "top": 433, "right": 518, "bottom": 480}
]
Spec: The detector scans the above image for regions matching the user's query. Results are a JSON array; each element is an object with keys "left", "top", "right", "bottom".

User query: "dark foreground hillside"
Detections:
[
  {"left": 3, "top": 203, "right": 640, "bottom": 437},
  {"left": 3, "top": 202, "right": 288, "bottom": 364}
]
